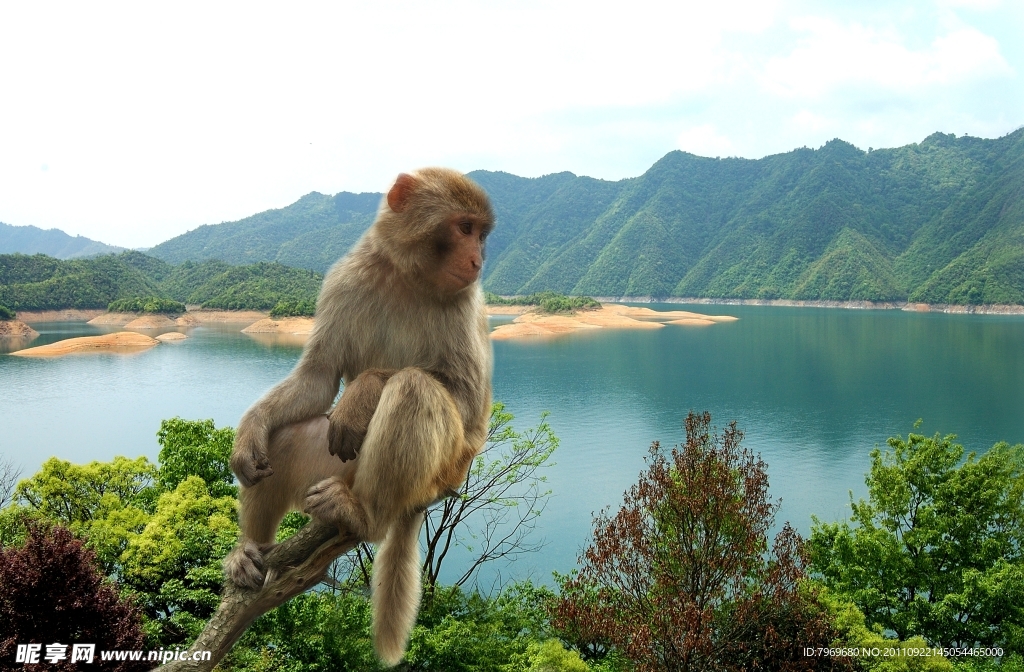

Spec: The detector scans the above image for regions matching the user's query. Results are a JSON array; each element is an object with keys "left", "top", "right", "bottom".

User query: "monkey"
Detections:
[{"left": 224, "top": 168, "right": 494, "bottom": 667}]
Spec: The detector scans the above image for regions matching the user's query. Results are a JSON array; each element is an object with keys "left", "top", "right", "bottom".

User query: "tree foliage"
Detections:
[
  {"left": 0, "top": 303, "right": 14, "bottom": 320},
  {"left": 7, "top": 419, "right": 243, "bottom": 646},
  {"left": 156, "top": 418, "right": 237, "bottom": 498},
  {"left": 552, "top": 411, "right": 848, "bottom": 672},
  {"left": 0, "top": 252, "right": 322, "bottom": 312},
  {"left": 0, "top": 523, "right": 147, "bottom": 671},
  {"left": 12, "top": 456, "right": 158, "bottom": 574},
  {"left": 108, "top": 296, "right": 187, "bottom": 314},
  {"left": 269, "top": 298, "right": 316, "bottom": 317},
  {"left": 485, "top": 291, "right": 600, "bottom": 314},
  {"left": 809, "top": 428, "right": 1024, "bottom": 651},
  {"left": 121, "top": 476, "right": 239, "bottom": 644}
]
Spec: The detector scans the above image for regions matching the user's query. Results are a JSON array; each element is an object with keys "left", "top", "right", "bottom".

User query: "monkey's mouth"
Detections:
[{"left": 446, "top": 270, "right": 478, "bottom": 286}]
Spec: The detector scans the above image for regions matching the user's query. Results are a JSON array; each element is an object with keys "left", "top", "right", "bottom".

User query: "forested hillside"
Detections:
[
  {"left": 0, "top": 222, "right": 125, "bottom": 258},
  {"left": 0, "top": 252, "right": 322, "bottom": 312},
  {"left": 132, "top": 129, "right": 1024, "bottom": 304},
  {"left": 476, "top": 129, "right": 1024, "bottom": 304},
  {"left": 148, "top": 191, "right": 380, "bottom": 270}
]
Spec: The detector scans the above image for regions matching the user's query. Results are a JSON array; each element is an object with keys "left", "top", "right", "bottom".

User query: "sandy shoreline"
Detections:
[
  {"left": 15, "top": 309, "right": 107, "bottom": 322},
  {"left": 485, "top": 305, "right": 533, "bottom": 316},
  {"left": 591, "top": 297, "right": 1024, "bottom": 315},
  {"left": 17, "top": 309, "right": 269, "bottom": 324},
  {"left": 14, "top": 299, "right": 1024, "bottom": 326}
]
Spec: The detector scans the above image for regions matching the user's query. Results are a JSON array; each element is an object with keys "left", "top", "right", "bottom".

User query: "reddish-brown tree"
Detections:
[
  {"left": 552, "top": 411, "right": 851, "bottom": 672},
  {"left": 0, "top": 523, "right": 146, "bottom": 672}
]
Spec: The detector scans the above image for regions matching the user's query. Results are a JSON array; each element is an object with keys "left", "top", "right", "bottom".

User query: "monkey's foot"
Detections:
[
  {"left": 304, "top": 477, "right": 369, "bottom": 539},
  {"left": 224, "top": 540, "right": 273, "bottom": 589},
  {"left": 328, "top": 424, "right": 363, "bottom": 463}
]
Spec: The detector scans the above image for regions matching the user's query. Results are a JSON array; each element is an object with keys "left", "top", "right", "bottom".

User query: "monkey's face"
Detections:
[{"left": 432, "top": 214, "right": 490, "bottom": 294}]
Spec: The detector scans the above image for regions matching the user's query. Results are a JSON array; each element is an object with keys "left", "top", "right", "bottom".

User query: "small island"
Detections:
[
  {"left": 241, "top": 317, "right": 316, "bottom": 334},
  {"left": 156, "top": 332, "right": 188, "bottom": 342},
  {"left": 489, "top": 298, "right": 737, "bottom": 340},
  {"left": 10, "top": 331, "right": 160, "bottom": 357}
]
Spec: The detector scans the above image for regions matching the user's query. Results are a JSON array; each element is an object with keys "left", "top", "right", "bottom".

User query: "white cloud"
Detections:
[
  {"left": 677, "top": 124, "right": 737, "bottom": 157},
  {"left": 0, "top": 0, "right": 1020, "bottom": 247},
  {"left": 762, "top": 17, "right": 1012, "bottom": 99}
]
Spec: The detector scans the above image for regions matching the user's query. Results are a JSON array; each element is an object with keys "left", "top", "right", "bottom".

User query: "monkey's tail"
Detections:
[{"left": 371, "top": 509, "right": 424, "bottom": 667}]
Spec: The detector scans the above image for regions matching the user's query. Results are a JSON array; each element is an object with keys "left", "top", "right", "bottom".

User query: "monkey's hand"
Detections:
[
  {"left": 231, "top": 421, "right": 275, "bottom": 487},
  {"left": 327, "top": 420, "right": 366, "bottom": 462}
]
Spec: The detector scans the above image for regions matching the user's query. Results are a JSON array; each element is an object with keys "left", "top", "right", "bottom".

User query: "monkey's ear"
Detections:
[{"left": 387, "top": 173, "right": 418, "bottom": 213}]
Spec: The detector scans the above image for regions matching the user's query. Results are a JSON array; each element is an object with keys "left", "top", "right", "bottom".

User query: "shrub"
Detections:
[{"left": 0, "top": 523, "right": 146, "bottom": 671}]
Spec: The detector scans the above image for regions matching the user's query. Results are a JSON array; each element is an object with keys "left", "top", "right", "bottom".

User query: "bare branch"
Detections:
[
  {"left": 0, "top": 454, "right": 22, "bottom": 510},
  {"left": 422, "top": 405, "right": 557, "bottom": 591}
]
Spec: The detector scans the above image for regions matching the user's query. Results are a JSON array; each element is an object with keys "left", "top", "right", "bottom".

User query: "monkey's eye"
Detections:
[{"left": 459, "top": 221, "right": 473, "bottom": 235}]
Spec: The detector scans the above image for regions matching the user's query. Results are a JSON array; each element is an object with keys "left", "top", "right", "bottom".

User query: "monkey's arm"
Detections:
[
  {"left": 232, "top": 337, "right": 342, "bottom": 486},
  {"left": 327, "top": 368, "right": 396, "bottom": 461}
]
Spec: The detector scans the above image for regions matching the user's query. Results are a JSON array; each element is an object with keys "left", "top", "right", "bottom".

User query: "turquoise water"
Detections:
[{"left": 2, "top": 306, "right": 1023, "bottom": 584}]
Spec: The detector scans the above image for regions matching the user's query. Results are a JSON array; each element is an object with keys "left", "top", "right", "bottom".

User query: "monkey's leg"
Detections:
[
  {"left": 226, "top": 417, "right": 351, "bottom": 588},
  {"left": 305, "top": 368, "right": 465, "bottom": 665},
  {"left": 309, "top": 368, "right": 463, "bottom": 538}
]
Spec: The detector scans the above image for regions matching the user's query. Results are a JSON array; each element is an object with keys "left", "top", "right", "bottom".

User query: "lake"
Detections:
[{"left": 2, "top": 305, "right": 1024, "bottom": 585}]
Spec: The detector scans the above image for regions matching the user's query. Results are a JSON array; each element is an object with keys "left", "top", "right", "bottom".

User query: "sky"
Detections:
[{"left": 0, "top": 0, "right": 1021, "bottom": 249}]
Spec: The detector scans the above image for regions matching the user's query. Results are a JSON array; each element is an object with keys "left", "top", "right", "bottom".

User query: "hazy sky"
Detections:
[{"left": 1, "top": 0, "right": 1021, "bottom": 249}]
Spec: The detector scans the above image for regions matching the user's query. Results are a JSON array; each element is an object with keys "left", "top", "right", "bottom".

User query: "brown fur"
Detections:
[
  {"left": 226, "top": 168, "right": 494, "bottom": 667},
  {"left": 328, "top": 368, "right": 396, "bottom": 462}
]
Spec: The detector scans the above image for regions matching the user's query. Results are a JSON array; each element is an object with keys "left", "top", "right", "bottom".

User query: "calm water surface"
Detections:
[{"left": 2, "top": 305, "right": 1023, "bottom": 584}]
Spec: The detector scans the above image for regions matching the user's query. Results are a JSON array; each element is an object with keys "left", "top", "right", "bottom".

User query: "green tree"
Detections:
[
  {"left": 121, "top": 476, "right": 239, "bottom": 644},
  {"left": 809, "top": 428, "right": 1024, "bottom": 651},
  {"left": 107, "top": 296, "right": 187, "bottom": 314},
  {"left": 13, "top": 456, "right": 158, "bottom": 574},
  {"left": 156, "top": 418, "right": 237, "bottom": 498},
  {"left": 269, "top": 298, "right": 316, "bottom": 317},
  {"left": 821, "top": 589, "right": 952, "bottom": 671}
]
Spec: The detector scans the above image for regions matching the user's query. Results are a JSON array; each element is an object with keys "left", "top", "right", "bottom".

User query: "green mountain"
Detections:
[
  {"left": 148, "top": 192, "right": 380, "bottom": 271},
  {"left": 477, "top": 130, "right": 1024, "bottom": 304},
  {"left": 0, "top": 252, "right": 322, "bottom": 312},
  {"left": 145, "top": 130, "right": 1024, "bottom": 305},
  {"left": 0, "top": 222, "right": 126, "bottom": 258}
]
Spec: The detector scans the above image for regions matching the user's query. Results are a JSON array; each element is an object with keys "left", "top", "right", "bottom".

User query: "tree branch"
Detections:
[{"left": 156, "top": 520, "right": 357, "bottom": 671}]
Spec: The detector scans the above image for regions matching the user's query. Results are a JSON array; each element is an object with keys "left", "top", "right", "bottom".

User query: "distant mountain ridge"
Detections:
[
  {"left": 0, "top": 222, "right": 126, "bottom": 259},
  {"left": 0, "top": 251, "right": 321, "bottom": 313},
  {"left": 141, "top": 129, "right": 1024, "bottom": 305},
  {"left": 148, "top": 192, "right": 381, "bottom": 270}
]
